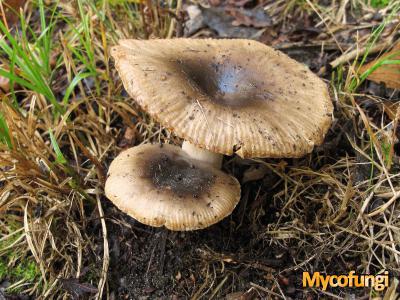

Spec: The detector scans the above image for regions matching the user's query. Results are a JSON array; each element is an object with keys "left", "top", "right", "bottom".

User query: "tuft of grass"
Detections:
[{"left": 0, "top": 0, "right": 62, "bottom": 114}]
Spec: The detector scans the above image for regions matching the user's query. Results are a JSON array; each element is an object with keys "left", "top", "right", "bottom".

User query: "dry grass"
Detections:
[{"left": 0, "top": 0, "right": 399, "bottom": 298}]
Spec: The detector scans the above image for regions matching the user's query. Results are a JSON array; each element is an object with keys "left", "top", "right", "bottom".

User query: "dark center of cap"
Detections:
[
  {"left": 147, "top": 153, "right": 215, "bottom": 198},
  {"left": 176, "top": 58, "right": 272, "bottom": 107}
]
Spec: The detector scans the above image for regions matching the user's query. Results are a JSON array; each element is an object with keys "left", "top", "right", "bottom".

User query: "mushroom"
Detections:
[
  {"left": 105, "top": 143, "right": 241, "bottom": 231},
  {"left": 110, "top": 39, "right": 333, "bottom": 168}
]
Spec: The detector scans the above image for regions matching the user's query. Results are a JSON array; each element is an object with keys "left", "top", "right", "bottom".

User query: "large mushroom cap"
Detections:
[
  {"left": 111, "top": 38, "right": 333, "bottom": 158},
  {"left": 105, "top": 144, "right": 240, "bottom": 231}
]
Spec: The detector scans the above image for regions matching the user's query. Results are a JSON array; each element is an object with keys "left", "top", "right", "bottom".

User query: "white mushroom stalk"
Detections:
[{"left": 182, "top": 141, "right": 222, "bottom": 169}]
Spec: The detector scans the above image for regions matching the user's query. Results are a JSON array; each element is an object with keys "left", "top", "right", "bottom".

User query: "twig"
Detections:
[
  {"left": 249, "top": 282, "right": 283, "bottom": 299},
  {"left": 209, "top": 275, "right": 229, "bottom": 300},
  {"left": 95, "top": 194, "right": 109, "bottom": 300},
  {"left": 367, "top": 191, "right": 400, "bottom": 217},
  {"left": 329, "top": 40, "right": 392, "bottom": 69},
  {"left": 166, "top": 0, "right": 182, "bottom": 38}
]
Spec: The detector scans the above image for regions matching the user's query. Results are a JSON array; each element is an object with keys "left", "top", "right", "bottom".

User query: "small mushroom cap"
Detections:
[
  {"left": 111, "top": 38, "right": 333, "bottom": 158},
  {"left": 105, "top": 144, "right": 240, "bottom": 231}
]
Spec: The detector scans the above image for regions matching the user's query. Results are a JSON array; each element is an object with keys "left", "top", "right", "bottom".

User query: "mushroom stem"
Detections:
[{"left": 182, "top": 141, "right": 222, "bottom": 169}]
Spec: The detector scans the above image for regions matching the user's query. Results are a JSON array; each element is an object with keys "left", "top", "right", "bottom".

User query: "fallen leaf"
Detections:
[
  {"left": 360, "top": 43, "right": 400, "bottom": 89},
  {"left": 208, "top": 0, "right": 221, "bottom": 6},
  {"left": 118, "top": 126, "right": 136, "bottom": 148},
  {"left": 60, "top": 278, "right": 98, "bottom": 299},
  {"left": 242, "top": 165, "right": 268, "bottom": 183},
  {"left": 184, "top": 5, "right": 204, "bottom": 36},
  {"left": 0, "top": 0, "right": 26, "bottom": 27},
  {"left": 200, "top": 6, "right": 264, "bottom": 39},
  {"left": 226, "top": 7, "right": 272, "bottom": 28}
]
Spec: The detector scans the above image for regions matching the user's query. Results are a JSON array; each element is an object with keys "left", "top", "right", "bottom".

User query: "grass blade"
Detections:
[
  {"left": 49, "top": 130, "right": 67, "bottom": 165},
  {"left": 0, "top": 112, "right": 12, "bottom": 149}
]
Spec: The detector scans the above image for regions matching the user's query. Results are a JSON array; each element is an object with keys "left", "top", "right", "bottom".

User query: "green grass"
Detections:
[
  {"left": 369, "top": 0, "right": 390, "bottom": 8},
  {"left": 0, "top": 0, "right": 61, "bottom": 113},
  {"left": 49, "top": 129, "right": 68, "bottom": 165},
  {"left": 346, "top": 3, "right": 400, "bottom": 93},
  {"left": 381, "top": 140, "right": 392, "bottom": 167},
  {"left": 0, "top": 0, "right": 103, "bottom": 116},
  {"left": 0, "top": 112, "right": 12, "bottom": 149},
  {"left": 340, "top": 8, "right": 400, "bottom": 177},
  {"left": 60, "top": 0, "right": 101, "bottom": 96}
]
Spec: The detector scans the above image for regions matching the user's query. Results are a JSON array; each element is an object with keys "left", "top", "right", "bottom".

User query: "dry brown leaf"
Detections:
[
  {"left": 226, "top": 7, "right": 272, "bottom": 28},
  {"left": 117, "top": 126, "right": 137, "bottom": 148},
  {"left": 208, "top": 0, "right": 222, "bottom": 6},
  {"left": 242, "top": 165, "right": 268, "bottom": 183},
  {"left": 59, "top": 278, "right": 98, "bottom": 299},
  {"left": 0, "top": 0, "right": 26, "bottom": 27},
  {"left": 360, "top": 43, "right": 400, "bottom": 89}
]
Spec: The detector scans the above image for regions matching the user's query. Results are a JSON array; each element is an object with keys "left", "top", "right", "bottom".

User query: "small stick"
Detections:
[
  {"left": 329, "top": 41, "right": 391, "bottom": 69},
  {"left": 249, "top": 282, "right": 283, "bottom": 299},
  {"left": 166, "top": 0, "right": 182, "bottom": 38},
  {"left": 96, "top": 194, "right": 109, "bottom": 300}
]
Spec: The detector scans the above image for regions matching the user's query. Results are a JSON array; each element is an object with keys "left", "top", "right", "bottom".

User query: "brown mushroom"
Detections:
[
  {"left": 105, "top": 143, "right": 241, "bottom": 231},
  {"left": 111, "top": 38, "right": 333, "bottom": 167}
]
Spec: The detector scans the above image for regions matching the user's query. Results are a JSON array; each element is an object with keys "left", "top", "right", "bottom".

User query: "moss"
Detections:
[
  {"left": 0, "top": 256, "right": 40, "bottom": 292},
  {"left": 0, "top": 223, "right": 40, "bottom": 289},
  {"left": 0, "top": 260, "right": 7, "bottom": 279},
  {"left": 14, "top": 260, "right": 39, "bottom": 282}
]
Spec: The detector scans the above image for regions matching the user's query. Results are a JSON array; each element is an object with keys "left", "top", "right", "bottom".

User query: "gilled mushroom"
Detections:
[
  {"left": 111, "top": 38, "right": 333, "bottom": 168},
  {"left": 105, "top": 143, "right": 240, "bottom": 231}
]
